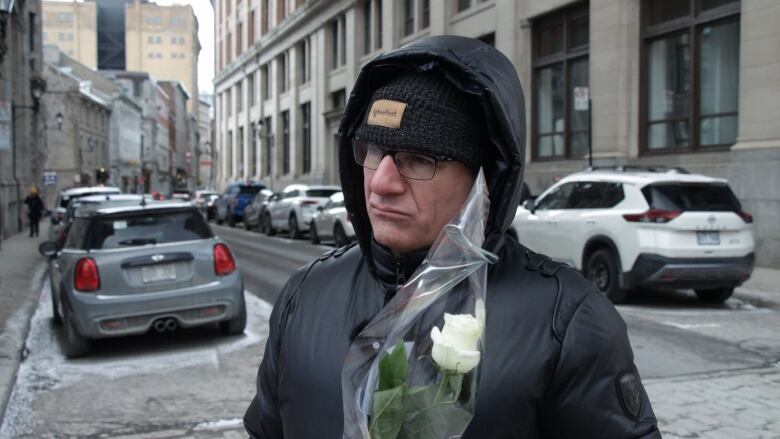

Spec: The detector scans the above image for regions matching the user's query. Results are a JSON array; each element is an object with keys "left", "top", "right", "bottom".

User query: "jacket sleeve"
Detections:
[
  {"left": 243, "top": 274, "right": 301, "bottom": 438},
  {"left": 541, "top": 291, "right": 662, "bottom": 438}
]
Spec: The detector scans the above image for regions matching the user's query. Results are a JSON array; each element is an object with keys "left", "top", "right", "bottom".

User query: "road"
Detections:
[{"left": 1, "top": 225, "right": 778, "bottom": 438}]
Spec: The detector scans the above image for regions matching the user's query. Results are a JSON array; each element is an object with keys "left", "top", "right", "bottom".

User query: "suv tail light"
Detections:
[
  {"left": 623, "top": 209, "right": 681, "bottom": 223},
  {"left": 737, "top": 210, "right": 753, "bottom": 224},
  {"left": 74, "top": 258, "right": 100, "bottom": 292},
  {"left": 301, "top": 200, "right": 319, "bottom": 206},
  {"left": 213, "top": 243, "right": 236, "bottom": 276}
]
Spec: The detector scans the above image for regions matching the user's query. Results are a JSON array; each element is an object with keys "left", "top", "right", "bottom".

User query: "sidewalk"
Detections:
[
  {"left": 735, "top": 266, "right": 780, "bottom": 309},
  {"left": 0, "top": 224, "right": 48, "bottom": 422}
]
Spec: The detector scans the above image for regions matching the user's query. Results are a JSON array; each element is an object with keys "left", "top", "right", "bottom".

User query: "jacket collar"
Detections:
[{"left": 370, "top": 238, "right": 428, "bottom": 292}]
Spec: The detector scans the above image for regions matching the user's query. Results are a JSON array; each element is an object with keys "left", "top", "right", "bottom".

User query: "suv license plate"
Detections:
[
  {"left": 697, "top": 231, "right": 720, "bottom": 246},
  {"left": 142, "top": 264, "right": 177, "bottom": 283}
]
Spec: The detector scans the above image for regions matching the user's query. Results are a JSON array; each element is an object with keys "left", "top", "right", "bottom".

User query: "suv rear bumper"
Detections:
[{"left": 622, "top": 253, "right": 754, "bottom": 290}]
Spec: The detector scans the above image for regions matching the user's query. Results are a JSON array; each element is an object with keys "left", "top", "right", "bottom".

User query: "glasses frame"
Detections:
[{"left": 352, "top": 138, "right": 455, "bottom": 181}]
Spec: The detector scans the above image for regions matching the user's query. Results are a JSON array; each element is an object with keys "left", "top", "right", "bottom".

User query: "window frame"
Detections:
[
  {"left": 639, "top": 0, "right": 740, "bottom": 155},
  {"left": 531, "top": 2, "right": 590, "bottom": 162}
]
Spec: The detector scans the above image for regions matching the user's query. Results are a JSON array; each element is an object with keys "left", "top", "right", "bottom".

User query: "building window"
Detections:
[
  {"left": 170, "top": 36, "right": 178, "bottom": 44},
  {"left": 226, "top": 32, "right": 232, "bottom": 63},
  {"left": 179, "top": 37, "right": 185, "bottom": 45},
  {"left": 403, "top": 0, "right": 415, "bottom": 36},
  {"left": 58, "top": 13, "right": 73, "bottom": 23},
  {"left": 249, "top": 9, "right": 256, "bottom": 44},
  {"left": 249, "top": 125, "right": 257, "bottom": 177},
  {"left": 376, "top": 0, "right": 383, "bottom": 50},
  {"left": 145, "top": 16, "right": 162, "bottom": 26},
  {"left": 237, "top": 21, "right": 243, "bottom": 55},
  {"left": 362, "top": 0, "right": 372, "bottom": 55},
  {"left": 170, "top": 16, "right": 186, "bottom": 27},
  {"left": 532, "top": 3, "right": 589, "bottom": 160},
  {"left": 238, "top": 127, "right": 245, "bottom": 176},
  {"left": 331, "top": 88, "right": 346, "bottom": 111},
  {"left": 248, "top": 73, "right": 255, "bottom": 107},
  {"left": 226, "top": 88, "right": 232, "bottom": 117},
  {"left": 299, "top": 38, "right": 310, "bottom": 84},
  {"left": 330, "top": 14, "right": 346, "bottom": 70},
  {"left": 227, "top": 130, "right": 233, "bottom": 177},
  {"left": 236, "top": 81, "right": 243, "bottom": 113},
  {"left": 422, "top": 0, "right": 430, "bottom": 29},
  {"left": 281, "top": 110, "right": 290, "bottom": 175},
  {"left": 29, "top": 13, "right": 35, "bottom": 50},
  {"left": 456, "top": 0, "right": 470, "bottom": 13},
  {"left": 301, "top": 102, "right": 311, "bottom": 174},
  {"left": 264, "top": 116, "right": 273, "bottom": 176},
  {"left": 642, "top": 0, "right": 740, "bottom": 152},
  {"left": 261, "top": 64, "right": 269, "bottom": 101},
  {"left": 262, "top": 0, "right": 270, "bottom": 35},
  {"left": 278, "top": 52, "right": 288, "bottom": 92}
]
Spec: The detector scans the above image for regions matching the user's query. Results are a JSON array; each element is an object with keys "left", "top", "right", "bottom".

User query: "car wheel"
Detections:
[
  {"left": 289, "top": 215, "right": 301, "bottom": 239},
  {"left": 264, "top": 214, "right": 276, "bottom": 236},
  {"left": 310, "top": 222, "right": 320, "bottom": 244},
  {"left": 62, "top": 305, "right": 90, "bottom": 358},
  {"left": 228, "top": 214, "right": 236, "bottom": 228},
  {"left": 220, "top": 294, "right": 247, "bottom": 335},
  {"left": 585, "top": 248, "right": 627, "bottom": 304},
  {"left": 334, "top": 223, "right": 349, "bottom": 248},
  {"left": 695, "top": 287, "right": 734, "bottom": 304},
  {"left": 51, "top": 280, "right": 62, "bottom": 325},
  {"left": 244, "top": 217, "right": 252, "bottom": 231}
]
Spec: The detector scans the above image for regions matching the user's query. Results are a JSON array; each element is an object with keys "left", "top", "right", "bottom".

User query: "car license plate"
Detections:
[
  {"left": 141, "top": 264, "right": 176, "bottom": 283},
  {"left": 697, "top": 231, "right": 720, "bottom": 246}
]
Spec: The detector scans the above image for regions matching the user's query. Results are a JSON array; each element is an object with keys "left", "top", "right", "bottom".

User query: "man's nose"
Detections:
[{"left": 369, "top": 155, "right": 405, "bottom": 194}]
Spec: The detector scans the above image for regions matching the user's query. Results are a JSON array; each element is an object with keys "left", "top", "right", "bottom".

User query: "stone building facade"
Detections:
[{"left": 213, "top": 0, "right": 780, "bottom": 267}]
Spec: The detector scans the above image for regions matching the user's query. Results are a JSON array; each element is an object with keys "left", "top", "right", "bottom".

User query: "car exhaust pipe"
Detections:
[
  {"left": 164, "top": 319, "right": 178, "bottom": 331},
  {"left": 153, "top": 320, "right": 167, "bottom": 332}
]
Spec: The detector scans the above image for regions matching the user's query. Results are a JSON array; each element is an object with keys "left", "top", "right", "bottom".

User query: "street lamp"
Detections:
[{"left": 0, "top": 0, "right": 15, "bottom": 67}]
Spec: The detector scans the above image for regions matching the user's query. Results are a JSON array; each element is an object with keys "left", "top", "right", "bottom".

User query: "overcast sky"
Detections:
[{"left": 154, "top": 0, "right": 215, "bottom": 95}]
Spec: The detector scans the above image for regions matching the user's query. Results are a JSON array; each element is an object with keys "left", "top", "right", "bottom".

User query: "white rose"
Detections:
[{"left": 430, "top": 303, "right": 484, "bottom": 374}]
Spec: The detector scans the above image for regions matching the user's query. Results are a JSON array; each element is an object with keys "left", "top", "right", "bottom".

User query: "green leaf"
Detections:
[
  {"left": 370, "top": 385, "right": 405, "bottom": 439},
  {"left": 377, "top": 343, "right": 408, "bottom": 392}
]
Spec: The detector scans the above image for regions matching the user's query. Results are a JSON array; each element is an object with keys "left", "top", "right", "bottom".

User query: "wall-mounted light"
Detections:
[{"left": 55, "top": 112, "right": 64, "bottom": 131}]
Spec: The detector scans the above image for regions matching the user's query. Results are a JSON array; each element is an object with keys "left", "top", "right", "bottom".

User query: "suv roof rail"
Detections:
[{"left": 584, "top": 165, "right": 690, "bottom": 174}]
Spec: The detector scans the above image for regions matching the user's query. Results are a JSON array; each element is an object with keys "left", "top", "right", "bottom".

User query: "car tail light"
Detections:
[
  {"left": 74, "top": 258, "right": 100, "bottom": 292},
  {"left": 737, "top": 210, "right": 753, "bottom": 224},
  {"left": 213, "top": 243, "right": 236, "bottom": 276},
  {"left": 623, "top": 209, "right": 681, "bottom": 223},
  {"left": 301, "top": 200, "right": 319, "bottom": 206}
]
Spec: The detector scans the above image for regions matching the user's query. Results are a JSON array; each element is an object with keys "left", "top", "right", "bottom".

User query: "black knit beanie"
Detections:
[{"left": 353, "top": 71, "right": 482, "bottom": 170}]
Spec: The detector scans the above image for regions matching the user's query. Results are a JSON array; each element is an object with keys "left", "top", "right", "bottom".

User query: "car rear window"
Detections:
[
  {"left": 60, "top": 191, "right": 120, "bottom": 208},
  {"left": 85, "top": 209, "right": 213, "bottom": 250},
  {"left": 306, "top": 189, "right": 339, "bottom": 198},
  {"left": 239, "top": 186, "right": 262, "bottom": 195},
  {"left": 642, "top": 183, "right": 741, "bottom": 212}
]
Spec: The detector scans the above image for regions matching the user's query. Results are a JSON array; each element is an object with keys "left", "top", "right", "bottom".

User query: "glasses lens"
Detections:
[
  {"left": 354, "top": 140, "right": 384, "bottom": 170},
  {"left": 395, "top": 152, "right": 437, "bottom": 180}
]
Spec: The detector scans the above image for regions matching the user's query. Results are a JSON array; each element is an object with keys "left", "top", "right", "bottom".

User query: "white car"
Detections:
[
  {"left": 50, "top": 186, "right": 121, "bottom": 241},
  {"left": 511, "top": 167, "right": 755, "bottom": 304},
  {"left": 265, "top": 184, "right": 341, "bottom": 239},
  {"left": 309, "top": 192, "right": 356, "bottom": 247}
]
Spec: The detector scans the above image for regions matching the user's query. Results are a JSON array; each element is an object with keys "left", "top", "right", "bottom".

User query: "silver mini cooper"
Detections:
[{"left": 40, "top": 200, "right": 245, "bottom": 358}]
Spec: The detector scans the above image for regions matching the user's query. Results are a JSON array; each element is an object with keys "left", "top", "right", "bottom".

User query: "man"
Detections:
[{"left": 244, "top": 36, "right": 661, "bottom": 438}]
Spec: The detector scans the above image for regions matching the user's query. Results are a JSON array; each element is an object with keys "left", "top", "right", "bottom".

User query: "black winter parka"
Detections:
[{"left": 244, "top": 36, "right": 661, "bottom": 439}]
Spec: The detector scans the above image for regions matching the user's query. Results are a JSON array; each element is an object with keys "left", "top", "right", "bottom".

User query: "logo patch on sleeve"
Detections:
[
  {"left": 367, "top": 99, "right": 407, "bottom": 129},
  {"left": 616, "top": 372, "right": 644, "bottom": 420}
]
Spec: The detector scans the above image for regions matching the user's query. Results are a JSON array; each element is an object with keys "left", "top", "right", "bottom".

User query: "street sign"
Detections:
[
  {"left": 574, "top": 87, "right": 590, "bottom": 111},
  {"left": 43, "top": 171, "right": 58, "bottom": 186}
]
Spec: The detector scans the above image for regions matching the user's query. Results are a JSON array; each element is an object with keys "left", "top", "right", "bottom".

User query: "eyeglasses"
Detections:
[{"left": 352, "top": 139, "right": 454, "bottom": 181}]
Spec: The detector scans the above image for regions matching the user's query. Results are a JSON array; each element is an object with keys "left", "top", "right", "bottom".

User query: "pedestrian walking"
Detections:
[
  {"left": 244, "top": 36, "right": 661, "bottom": 438},
  {"left": 23, "top": 185, "right": 44, "bottom": 238}
]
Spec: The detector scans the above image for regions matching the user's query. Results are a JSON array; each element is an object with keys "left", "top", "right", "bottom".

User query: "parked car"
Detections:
[
  {"left": 193, "top": 189, "right": 219, "bottom": 220},
  {"left": 54, "top": 194, "right": 153, "bottom": 246},
  {"left": 265, "top": 184, "right": 341, "bottom": 239},
  {"left": 243, "top": 189, "right": 275, "bottom": 232},
  {"left": 50, "top": 186, "right": 121, "bottom": 242},
  {"left": 38, "top": 200, "right": 246, "bottom": 358},
  {"left": 169, "top": 190, "right": 191, "bottom": 201},
  {"left": 511, "top": 167, "right": 755, "bottom": 304},
  {"left": 215, "top": 182, "right": 266, "bottom": 226},
  {"left": 309, "top": 192, "right": 356, "bottom": 247}
]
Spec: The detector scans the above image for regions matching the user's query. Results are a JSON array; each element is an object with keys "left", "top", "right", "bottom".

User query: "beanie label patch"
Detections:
[{"left": 367, "top": 99, "right": 407, "bottom": 129}]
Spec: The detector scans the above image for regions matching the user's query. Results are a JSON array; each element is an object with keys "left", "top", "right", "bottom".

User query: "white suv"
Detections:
[
  {"left": 511, "top": 167, "right": 755, "bottom": 304},
  {"left": 265, "top": 184, "right": 341, "bottom": 239}
]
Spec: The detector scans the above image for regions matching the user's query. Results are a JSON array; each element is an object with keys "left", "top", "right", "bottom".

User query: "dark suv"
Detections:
[{"left": 216, "top": 182, "right": 266, "bottom": 227}]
